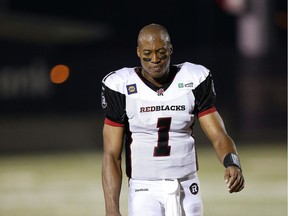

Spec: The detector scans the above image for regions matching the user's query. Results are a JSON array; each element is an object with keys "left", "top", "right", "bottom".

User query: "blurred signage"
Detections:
[{"left": 0, "top": 59, "right": 53, "bottom": 99}]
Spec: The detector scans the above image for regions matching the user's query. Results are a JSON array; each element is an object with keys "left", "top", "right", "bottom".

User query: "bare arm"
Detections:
[
  {"left": 199, "top": 111, "right": 244, "bottom": 193},
  {"left": 102, "top": 123, "right": 124, "bottom": 216}
]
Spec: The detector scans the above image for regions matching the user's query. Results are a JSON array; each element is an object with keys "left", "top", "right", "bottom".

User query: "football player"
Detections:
[{"left": 101, "top": 23, "right": 244, "bottom": 216}]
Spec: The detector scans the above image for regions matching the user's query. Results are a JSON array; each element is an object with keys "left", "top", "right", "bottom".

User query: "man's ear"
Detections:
[
  {"left": 137, "top": 47, "right": 140, "bottom": 57},
  {"left": 169, "top": 45, "right": 173, "bottom": 55}
]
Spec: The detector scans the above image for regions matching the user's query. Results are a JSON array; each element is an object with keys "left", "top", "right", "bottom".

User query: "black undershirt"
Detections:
[{"left": 135, "top": 65, "right": 179, "bottom": 92}]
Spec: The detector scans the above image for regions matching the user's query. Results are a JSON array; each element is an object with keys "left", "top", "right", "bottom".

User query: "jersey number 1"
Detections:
[{"left": 154, "top": 117, "right": 172, "bottom": 157}]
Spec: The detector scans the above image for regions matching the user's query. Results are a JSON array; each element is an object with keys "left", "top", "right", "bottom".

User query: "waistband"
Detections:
[{"left": 131, "top": 172, "right": 197, "bottom": 182}]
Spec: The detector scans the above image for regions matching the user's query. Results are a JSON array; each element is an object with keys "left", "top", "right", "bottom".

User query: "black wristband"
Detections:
[{"left": 223, "top": 153, "right": 242, "bottom": 171}]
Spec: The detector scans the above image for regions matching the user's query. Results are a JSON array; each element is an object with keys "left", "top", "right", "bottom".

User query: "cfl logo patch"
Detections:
[{"left": 189, "top": 183, "right": 199, "bottom": 195}]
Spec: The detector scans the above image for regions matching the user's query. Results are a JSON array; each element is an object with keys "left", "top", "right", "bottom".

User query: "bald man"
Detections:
[{"left": 101, "top": 24, "right": 244, "bottom": 216}]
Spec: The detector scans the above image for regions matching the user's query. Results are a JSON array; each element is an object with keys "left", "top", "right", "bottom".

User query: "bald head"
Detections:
[
  {"left": 137, "top": 24, "right": 171, "bottom": 46},
  {"left": 136, "top": 24, "right": 173, "bottom": 86}
]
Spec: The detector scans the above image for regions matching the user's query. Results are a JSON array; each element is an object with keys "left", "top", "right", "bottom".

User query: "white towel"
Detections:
[{"left": 163, "top": 179, "right": 182, "bottom": 216}]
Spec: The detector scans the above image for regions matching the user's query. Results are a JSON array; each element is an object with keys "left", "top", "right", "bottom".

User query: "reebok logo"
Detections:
[{"left": 135, "top": 188, "right": 149, "bottom": 192}]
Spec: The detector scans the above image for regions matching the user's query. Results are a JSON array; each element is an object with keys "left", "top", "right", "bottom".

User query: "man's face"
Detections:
[{"left": 137, "top": 33, "right": 172, "bottom": 81}]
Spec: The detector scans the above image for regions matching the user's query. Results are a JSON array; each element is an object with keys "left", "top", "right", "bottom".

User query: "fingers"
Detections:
[{"left": 224, "top": 167, "right": 245, "bottom": 193}]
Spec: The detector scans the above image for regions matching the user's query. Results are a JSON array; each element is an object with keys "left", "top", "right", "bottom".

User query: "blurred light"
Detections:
[
  {"left": 50, "top": 64, "right": 70, "bottom": 84},
  {"left": 216, "top": 0, "right": 247, "bottom": 15},
  {"left": 237, "top": 0, "right": 269, "bottom": 57}
]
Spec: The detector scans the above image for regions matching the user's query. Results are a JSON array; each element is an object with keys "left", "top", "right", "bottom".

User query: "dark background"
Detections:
[{"left": 0, "top": 0, "right": 286, "bottom": 152}]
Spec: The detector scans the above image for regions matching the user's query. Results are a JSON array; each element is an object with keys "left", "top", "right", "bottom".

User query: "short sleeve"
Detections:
[
  {"left": 192, "top": 72, "right": 216, "bottom": 116},
  {"left": 101, "top": 81, "right": 126, "bottom": 125}
]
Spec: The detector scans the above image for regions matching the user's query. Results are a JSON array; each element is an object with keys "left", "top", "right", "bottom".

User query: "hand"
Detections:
[{"left": 224, "top": 166, "right": 244, "bottom": 193}]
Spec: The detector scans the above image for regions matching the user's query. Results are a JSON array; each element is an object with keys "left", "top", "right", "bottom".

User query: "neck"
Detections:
[{"left": 141, "top": 68, "right": 170, "bottom": 87}]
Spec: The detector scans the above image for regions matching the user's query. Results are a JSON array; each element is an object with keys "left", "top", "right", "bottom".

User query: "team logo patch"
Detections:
[
  {"left": 101, "top": 92, "right": 107, "bottom": 108},
  {"left": 126, "top": 84, "right": 138, "bottom": 95},
  {"left": 211, "top": 80, "right": 216, "bottom": 95},
  {"left": 189, "top": 183, "right": 199, "bottom": 195}
]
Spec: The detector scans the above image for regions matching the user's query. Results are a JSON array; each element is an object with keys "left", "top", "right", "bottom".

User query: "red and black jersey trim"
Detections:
[
  {"left": 104, "top": 118, "right": 124, "bottom": 127},
  {"left": 198, "top": 106, "right": 217, "bottom": 118}
]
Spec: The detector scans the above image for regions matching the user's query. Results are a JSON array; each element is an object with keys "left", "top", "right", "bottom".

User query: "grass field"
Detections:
[{"left": 0, "top": 144, "right": 286, "bottom": 216}]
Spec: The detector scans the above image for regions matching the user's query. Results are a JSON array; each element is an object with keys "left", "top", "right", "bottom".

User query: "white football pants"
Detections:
[{"left": 128, "top": 173, "right": 203, "bottom": 216}]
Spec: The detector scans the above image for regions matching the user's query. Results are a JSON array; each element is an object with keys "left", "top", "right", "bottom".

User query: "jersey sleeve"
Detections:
[
  {"left": 192, "top": 72, "right": 217, "bottom": 117},
  {"left": 101, "top": 73, "right": 126, "bottom": 126}
]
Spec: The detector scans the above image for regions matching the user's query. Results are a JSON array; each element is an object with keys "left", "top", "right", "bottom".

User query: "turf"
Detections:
[{"left": 0, "top": 144, "right": 286, "bottom": 216}]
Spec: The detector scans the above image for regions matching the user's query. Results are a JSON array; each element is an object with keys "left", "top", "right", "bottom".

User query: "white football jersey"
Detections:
[{"left": 101, "top": 62, "right": 216, "bottom": 180}]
